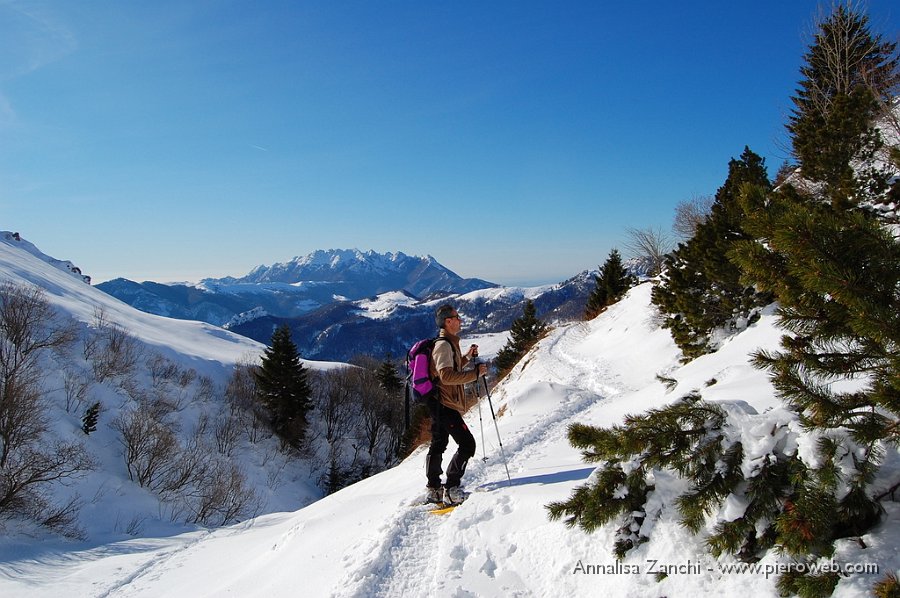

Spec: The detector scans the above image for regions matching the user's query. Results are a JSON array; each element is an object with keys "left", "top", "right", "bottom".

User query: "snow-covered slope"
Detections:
[
  {"left": 4, "top": 282, "right": 895, "bottom": 597},
  {"left": 0, "top": 233, "right": 344, "bottom": 560}
]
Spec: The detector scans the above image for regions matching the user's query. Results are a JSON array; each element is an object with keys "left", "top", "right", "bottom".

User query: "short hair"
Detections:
[{"left": 435, "top": 304, "right": 456, "bottom": 329}]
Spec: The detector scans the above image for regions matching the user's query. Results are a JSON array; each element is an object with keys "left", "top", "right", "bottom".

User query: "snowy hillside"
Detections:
[
  {"left": 0, "top": 233, "right": 344, "bottom": 552},
  {"left": 4, "top": 281, "right": 896, "bottom": 597}
]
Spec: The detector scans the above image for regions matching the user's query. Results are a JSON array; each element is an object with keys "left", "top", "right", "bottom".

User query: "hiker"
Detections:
[{"left": 425, "top": 304, "right": 488, "bottom": 505}]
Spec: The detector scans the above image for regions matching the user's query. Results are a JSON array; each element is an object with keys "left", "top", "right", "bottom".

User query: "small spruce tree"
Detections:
[
  {"left": 375, "top": 356, "right": 419, "bottom": 458},
  {"left": 255, "top": 324, "right": 313, "bottom": 448},
  {"left": 495, "top": 299, "right": 548, "bottom": 375},
  {"left": 375, "top": 357, "right": 403, "bottom": 394},
  {"left": 584, "top": 249, "right": 635, "bottom": 320},
  {"left": 81, "top": 401, "right": 101, "bottom": 435},
  {"left": 787, "top": 4, "right": 899, "bottom": 209}
]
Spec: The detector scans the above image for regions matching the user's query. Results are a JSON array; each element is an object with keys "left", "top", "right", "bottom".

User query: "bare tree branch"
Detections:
[{"left": 624, "top": 226, "right": 674, "bottom": 277}]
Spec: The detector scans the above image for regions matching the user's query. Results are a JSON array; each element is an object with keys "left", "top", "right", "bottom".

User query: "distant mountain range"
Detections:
[
  {"left": 227, "top": 272, "right": 596, "bottom": 362},
  {"left": 97, "top": 249, "right": 597, "bottom": 362},
  {"left": 97, "top": 249, "right": 496, "bottom": 327},
  {"left": 223, "top": 249, "right": 494, "bottom": 296}
]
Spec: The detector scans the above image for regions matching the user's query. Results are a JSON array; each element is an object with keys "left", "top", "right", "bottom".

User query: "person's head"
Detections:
[{"left": 435, "top": 304, "right": 461, "bottom": 333}]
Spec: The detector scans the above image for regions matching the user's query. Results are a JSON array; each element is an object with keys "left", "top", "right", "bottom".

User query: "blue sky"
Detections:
[{"left": 1, "top": 1, "right": 897, "bottom": 286}]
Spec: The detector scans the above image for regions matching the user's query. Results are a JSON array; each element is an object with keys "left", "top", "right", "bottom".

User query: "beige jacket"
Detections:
[{"left": 431, "top": 330, "right": 478, "bottom": 413}]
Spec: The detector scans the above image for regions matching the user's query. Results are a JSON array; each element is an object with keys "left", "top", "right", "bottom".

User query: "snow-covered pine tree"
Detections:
[
  {"left": 254, "top": 324, "right": 313, "bottom": 448},
  {"left": 732, "top": 177, "right": 899, "bottom": 596}
]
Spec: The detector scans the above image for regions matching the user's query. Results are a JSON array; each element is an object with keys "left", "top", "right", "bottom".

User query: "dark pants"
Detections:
[{"left": 425, "top": 399, "right": 476, "bottom": 489}]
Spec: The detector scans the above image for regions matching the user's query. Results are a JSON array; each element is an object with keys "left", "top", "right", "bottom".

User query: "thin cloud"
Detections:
[{"left": 0, "top": 1, "right": 78, "bottom": 79}]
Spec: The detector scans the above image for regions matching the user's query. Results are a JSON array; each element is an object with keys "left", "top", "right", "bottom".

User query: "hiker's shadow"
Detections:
[{"left": 476, "top": 466, "right": 595, "bottom": 493}]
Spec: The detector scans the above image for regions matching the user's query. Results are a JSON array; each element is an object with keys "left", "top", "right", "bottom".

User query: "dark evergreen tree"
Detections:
[
  {"left": 652, "top": 147, "right": 773, "bottom": 360},
  {"left": 787, "top": 4, "right": 899, "bottom": 209},
  {"left": 584, "top": 249, "right": 635, "bottom": 320},
  {"left": 494, "top": 300, "right": 548, "bottom": 375},
  {"left": 81, "top": 401, "right": 101, "bottom": 435},
  {"left": 373, "top": 357, "right": 412, "bottom": 458},
  {"left": 255, "top": 324, "right": 313, "bottom": 448},
  {"left": 375, "top": 358, "right": 403, "bottom": 394}
]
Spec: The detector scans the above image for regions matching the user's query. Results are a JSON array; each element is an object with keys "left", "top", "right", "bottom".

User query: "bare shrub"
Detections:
[
  {"left": 85, "top": 310, "right": 143, "bottom": 383},
  {"left": 114, "top": 512, "right": 146, "bottom": 537},
  {"left": 147, "top": 353, "right": 181, "bottom": 387},
  {"left": 145, "top": 358, "right": 209, "bottom": 416},
  {"left": 111, "top": 408, "right": 179, "bottom": 490},
  {"left": 672, "top": 194, "right": 714, "bottom": 239},
  {"left": 161, "top": 429, "right": 209, "bottom": 496},
  {"left": 111, "top": 406, "right": 257, "bottom": 525},
  {"left": 0, "top": 440, "right": 94, "bottom": 536},
  {"left": 0, "top": 370, "right": 45, "bottom": 469},
  {"left": 312, "top": 367, "right": 360, "bottom": 445},
  {"left": 0, "top": 283, "right": 77, "bottom": 467},
  {"left": 380, "top": 395, "right": 406, "bottom": 466},
  {"left": 213, "top": 410, "right": 241, "bottom": 457},
  {"left": 225, "top": 361, "right": 269, "bottom": 444},
  {"left": 356, "top": 369, "right": 394, "bottom": 461},
  {"left": 194, "top": 376, "right": 215, "bottom": 403},
  {"left": 39, "top": 495, "right": 85, "bottom": 539},
  {"left": 177, "top": 368, "right": 197, "bottom": 388},
  {"left": 63, "top": 368, "right": 92, "bottom": 413},
  {"left": 190, "top": 460, "right": 259, "bottom": 526},
  {"left": 0, "top": 283, "right": 90, "bottom": 531},
  {"left": 147, "top": 382, "right": 191, "bottom": 417},
  {"left": 624, "top": 226, "right": 674, "bottom": 277}
]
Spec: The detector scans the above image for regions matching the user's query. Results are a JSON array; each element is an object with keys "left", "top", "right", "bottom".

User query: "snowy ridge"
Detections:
[
  {"left": 1, "top": 231, "right": 92, "bottom": 284},
  {"left": 0, "top": 232, "right": 264, "bottom": 369},
  {"left": 223, "top": 306, "right": 269, "bottom": 329},
  {"left": 352, "top": 290, "right": 420, "bottom": 319},
  {"left": 2, "top": 282, "right": 898, "bottom": 596}
]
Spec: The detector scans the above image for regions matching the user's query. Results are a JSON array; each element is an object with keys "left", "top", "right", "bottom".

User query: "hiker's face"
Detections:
[{"left": 445, "top": 312, "right": 461, "bottom": 334}]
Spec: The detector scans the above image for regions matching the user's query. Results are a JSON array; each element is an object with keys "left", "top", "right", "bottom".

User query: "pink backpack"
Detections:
[{"left": 407, "top": 337, "right": 449, "bottom": 401}]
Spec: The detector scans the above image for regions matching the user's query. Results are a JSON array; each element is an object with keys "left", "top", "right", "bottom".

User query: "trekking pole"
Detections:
[
  {"left": 472, "top": 362, "right": 488, "bottom": 462},
  {"left": 480, "top": 368, "right": 512, "bottom": 485}
]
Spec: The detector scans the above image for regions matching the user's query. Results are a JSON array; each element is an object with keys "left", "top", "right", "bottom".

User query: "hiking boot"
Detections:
[
  {"left": 444, "top": 485, "right": 467, "bottom": 505},
  {"left": 425, "top": 486, "right": 444, "bottom": 504}
]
